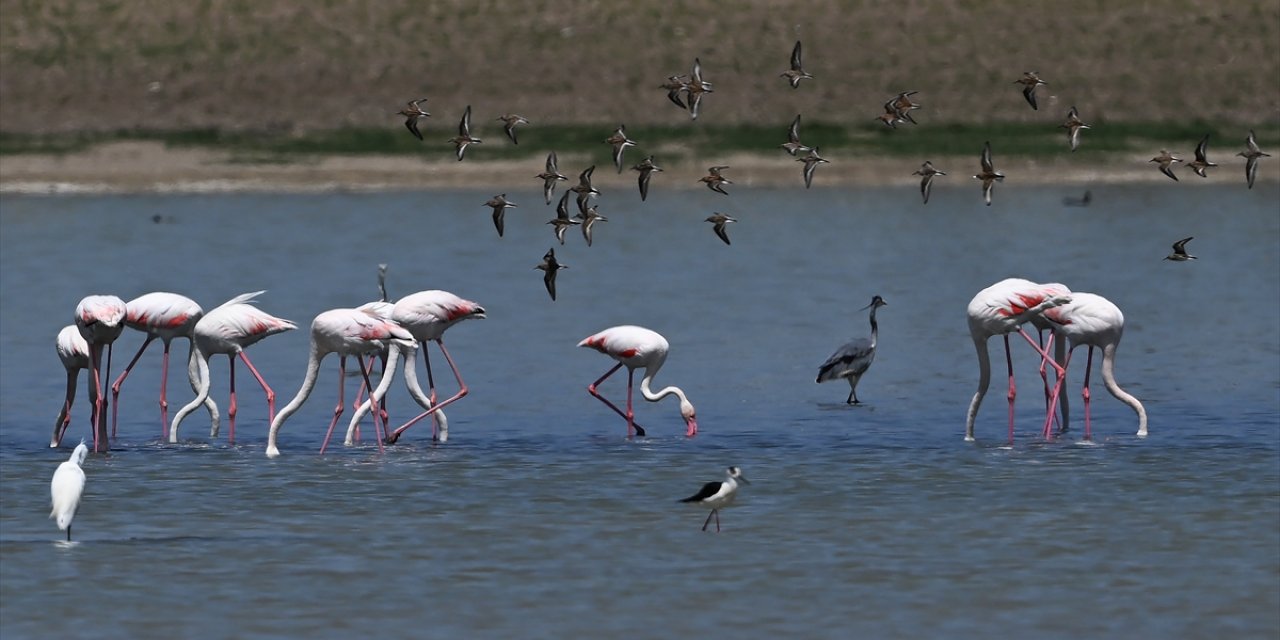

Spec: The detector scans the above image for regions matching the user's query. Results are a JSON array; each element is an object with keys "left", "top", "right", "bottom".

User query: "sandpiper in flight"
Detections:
[
  {"left": 535, "top": 247, "right": 567, "bottom": 301},
  {"left": 496, "top": 114, "right": 529, "bottom": 145},
  {"left": 448, "top": 105, "right": 482, "bottom": 161},
  {"left": 547, "top": 191, "right": 580, "bottom": 245},
  {"left": 700, "top": 165, "right": 732, "bottom": 195},
  {"left": 1016, "top": 71, "right": 1047, "bottom": 110},
  {"left": 780, "top": 114, "right": 811, "bottom": 156},
  {"left": 1061, "top": 106, "right": 1090, "bottom": 152},
  {"left": 398, "top": 98, "right": 430, "bottom": 141},
  {"left": 536, "top": 151, "right": 568, "bottom": 204},
  {"left": 913, "top": 161, "right": 946, "bottom": 204},
  {"left": 798, "top": 147, "right": 829, "bottom": 189},
  {"left": 704, "top": 212, "right": 737, "bottom": 246},
  {"left": 605, "top": 124, "right": 637, "bottom": 174},
  {"left": 973, "top": 141, "right": 1005, "bottom": 206},
  {"left": 632, "top": 155, "right": 662, "bottom": 201},
  {"left": 484, "top": 194, "right": 517, "bottom": 238},
  {"left": 1150, "top": 149, "right": 1182, "bottom": 181},
  {"left": 780, "top": 40, "right": 813, "bottom": 88},
  {"left": 1239, "top": 130, "right": 1270, "bottom": 189},
  {"left": 1164, "top": 237, "right": 1197, "bottom": 261},
  {"left": 1187, "top": 134, "right": 1218, "bottom": 178}
]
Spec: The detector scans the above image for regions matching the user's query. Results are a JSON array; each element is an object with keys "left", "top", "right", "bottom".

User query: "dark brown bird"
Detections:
[
  {"left": 398, "top": 98, "right": 430, "bottom": 141},
  {"left": 699, "top": 165, "right": 732, "bottom": 195},
  {"left": 632, "top": 155, "right": 663, "bottom": 201},
  {"left": 547, "top": 191, "right": 581, "bottom": 245},
  {"left": 483, "top": 194, "right": 517, "bottom": 238},
  {"left": 780, "top": 40, "right": 813, "bottom": 88},
  {"left": 496, "top": 114, "right": 529, "bottom": 145},
  {"left": 535, "top": 247, "right": 567, "bottom": 301},
  {"left": 705, "top": 212, "right": 737, "bottom": 246},
  {"left": 448, "top": 105, "right": 482, "bottom": 161},
  {"left": 536, "top": 151, "right": 568, "bottom": 205},
  {"left": 1015, "top": 72, "right": 1047, "bottom": 110}
]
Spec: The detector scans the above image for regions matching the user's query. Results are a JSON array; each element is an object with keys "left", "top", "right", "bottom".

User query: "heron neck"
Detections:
[{"left": 868, "top": 305, "right": 880, "bottom": 348}]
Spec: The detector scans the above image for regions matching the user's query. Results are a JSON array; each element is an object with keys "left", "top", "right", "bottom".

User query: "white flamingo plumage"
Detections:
[
  {"left": 578, "top": 325, "right": 698, "bottom": 438},
  {"left": 1039, "top": 292, "right": 1148, "bottom": 440},
  {"left": 265, "top": 309, "right": 415, "bottom": 458},
  {"left": 169, "top": 291, "right": 296, "bottom": 444},
  {"left": 51, "top": 325, "right": 93, "bottom": 448},
  {"left": 964, "top": 278, "right": 1073, "bottom": 443},
  {"left": 110, "top": 292, "right": 214, "bottom": 441},
  {"left": 74, "top": 295, "right": 127, "bottom": 453}
]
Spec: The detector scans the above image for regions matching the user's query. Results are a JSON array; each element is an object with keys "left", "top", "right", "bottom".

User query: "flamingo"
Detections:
[
  {"left": 51, "top": 326, "right": 92, "bottom": 448},
  {"left": 964, "top": 279, "right": 1073, "bottom": 443},
  {"left": 578, "top": 325, "right": 698, "bottom": 438},
  {"left": 352, "top": 264, "right": 394, "bottom": 431},
  {"left": 1039, "top": 292, "right": 1148, "bottom": 440},
  {"left": 265, "top": 308, "right": 415, "bottom": 458},
  {"left": 110, "top": 292, "right": 214, "bottom": 441},
  {"left": 351, "top": 290, "right": 486, "bottom": 446},
  {"left": 74, "top": 295, "right": 126, "bottom": 453},
  {"left": 169, "top": 291, "right": 296, "bottom": 444}
]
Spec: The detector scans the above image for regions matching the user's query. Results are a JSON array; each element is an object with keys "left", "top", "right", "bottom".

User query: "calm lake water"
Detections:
[{"left": 1, "top": 182, "right": 1278, "bottom": 639}]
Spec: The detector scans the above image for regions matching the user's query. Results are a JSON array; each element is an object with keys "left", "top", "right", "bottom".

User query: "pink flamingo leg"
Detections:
[
  {"left": 1004, "top": 335, "right": 1016, "bottom": 444},
  {"left": 227, "top": 354, "right": 238, "bottom": 445},
  {"left": 238, "top": 351, "right": 277, "bottom": 427},
  {"left": 386, "top": 340, "right": 468, "bottom": 444},
  {"left": 625, "top": 368, "right": 638, "bottom": 437},
  {"left": 1081, "top": 347, "right": 1094, "bottom": 441},
  {"left": 319, "top": 356, "right": 348, "bottom": 455},
  {"left": 349, "top": 356, "right": 373, "bottom": 442},
  {"left": 158, "top": 340, "right": 173, "bottom": 440},
  {"left": 356, "top": 358, "right": 386, "bottom": 453},
  {"left": 584, "top": 362, "right": 647, "bottom": 437},
  {"left": 1038, "top": 331, "right": 1062, "bottom": 434},
  {"left": 1042, "top": 350, "right": 1077, "bottom": 438},
  {"left": 110, "top": 335, "right": 156, "bottom": 439},
  {"left": 420, "top": 347, "right": 443, "bottom": 440}
]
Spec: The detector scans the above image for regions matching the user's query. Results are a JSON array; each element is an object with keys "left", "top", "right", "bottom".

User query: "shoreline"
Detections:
[{"left": 1, "top": 141, "right": 1275, "bottom": 195}]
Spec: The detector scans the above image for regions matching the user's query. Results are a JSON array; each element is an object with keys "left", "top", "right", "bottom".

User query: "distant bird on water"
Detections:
[
  {"left": 1239, "top": 130, "right": 1270, "bottom": 189},
  {"left": 816, "top": 295, "right": 888, "bottom": 405},
  {"left": 1062, "top": 190, "right": 1092, "bottom": 207},
  {"left": 699, "top": 166, "right": 732, "bottom": 195},
  {"left": 1187, "top": 134, "right": 1218, "bottom": 178},
  {"left": 1150, "top": 149, "right": 1182, "bottom": 181},
  {"left": 605, "top": 124, "right": 636, "bottom": 174},
  {"left": 913, "top": 161, "right": 946, "bottom": 204},
  {"left": 535, "top": 247, "right": 567, "bottom": 301},
  {"left": 705, "top": 212, "right": 736, "bottom": 246},
  {"left": 1015, "top": 71, "right": 1047, "bottom": 110},
  {"left": 973, "top": 141, "right": 1005, "bottom": 206},
  {"left": 780, "top": 114, "right": 811, "bottom": 156},
  {"left": 680, "top": 466, "right": 749, "bottom": 532},
  {"left": 1164, "top": 237, "right": 1197, "bottom": 261},
  {"left": 484, "top": 193, "right": 517, "bottom": 238},
  {"left": 1060, "top": 106, "right": 1089, "bottom": 152},
  {"left": 536, "top": 151, "right": 568, "bottom": 205},
  {"left": 548, "top": 191, "right": 581, "bottom": 245},
  {"left": 798, "top": 147, "right": 829, "bottom": 189},
  {"left": 398, "top": 98, "right": 429, "bottom": 141},
  {"left": 578, "top": 325, "right": 698, "bottom": 438},
  {"left": 50, "top": 441, "right": 89, "bottom": 541},
  {"left": 632, "top": 155, "right": 662, "bottom": 201},
  {"left": 496, "top": 114, "right": 528, "bottom": 145},
  {"left": 780, "top": 40, "right": 813, "bottom": 88},
  {"left": 448, "top": 105, "right": 481, "bottom": 161}
]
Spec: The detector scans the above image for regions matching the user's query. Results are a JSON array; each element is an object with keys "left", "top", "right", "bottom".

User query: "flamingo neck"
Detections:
[
  {"left": 639, "top": 362, "right": 687, "bottom": 405},
  {"left": 1100, "top": 343, "right": 1147, "bottom": 436},
  {"left": 267, "top": 343, "right": 327, "bottom": 456},
  {"left": 965, "top": 333, "right": 992, "bottom": 441}
]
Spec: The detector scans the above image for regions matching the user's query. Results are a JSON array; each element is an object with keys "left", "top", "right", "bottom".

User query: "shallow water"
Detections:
[{"left": 2, "top": 183, "right": 1278, "bottom": 639}]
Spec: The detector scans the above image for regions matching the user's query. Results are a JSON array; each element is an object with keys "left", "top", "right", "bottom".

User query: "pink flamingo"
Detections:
[
  {"left": 351, "top": 264, "right": 394, "bottom": 435},
  {"left": 1039, "top": 292, "right": 1148, "bottom": 440},
  {"left": 110, "top": 292, "right": 213, "bottom": 440},
  {"left": 74, "top": 295, "right": 127, "bottom": 453},
  {"left": 366, "top": 290, "right": 486, "bottom": 446},
  {"left": 578, "top": 325, "right": 698, "bottom": 438},
  {"left": 169, "top": 291, "right": 296, "bottom": 444},
  {"left": 51, "top": 325, "right": 92, "bottom": 448},
  {"left": 964, "top": 278, "right": 1073, "bottom": 443},
  {"left": 265, "top": 309, "right": 414, "bottom": 458}
]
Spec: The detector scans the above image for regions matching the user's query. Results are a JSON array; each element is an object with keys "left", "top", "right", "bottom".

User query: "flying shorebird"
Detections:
[
  {"left": 536, "top": 151, "right": 568, "bottom": 205},
  {"left": 484, "top": 194, "right": 517, "bottom": 238},
  {"left": 547, "top": 191, "right": 581, "bottom": 245},
  {"left": 398, "top": 98, "right": 430, "bottom": 141},
  {"left": 660, "top": 75, "right": 689, "bottom": 109},
  {"left": 632, "top": 155, "right": 662, "bottom": 201},
  {"left": 888, "top": 91, "right": 920, "bottom": 124},
  {"left": 569, "top": 165, "right": 599, "bottom": 211},
  {"left": 973, "top": 141, "right": 1005, "bottom": 206},
  {"left": 680, "top": 466, "right": 749, "bottom": 533},
  {"left": 1061, "top": 106, "right": 1090, "bottom": 152},
  {"left": 704, "top": 212, "right": 737, "bottom": 246},
  {"left": 605, "top": 124, "right": 636, "bottom": 174},
  {"left": 780, "top": 114, "right": 811, "bottom": 156},
  {"left": 496, "top": 114, "right": 529, "bottom": 145},
  {"left": 1239, "top": 130, "right": 1271, "bottom": 189},
  {"left": 1015, "top": 71, "right": 1047, "bottom": 110},
  {"left": 448, "top": 105, "right": 482, "bottom": 161},
  {"left": 580, "top": 204, "right": 608, "bottom": 247},
  {"left": 913, "top": 161, "right": 946, "bottom": 204},
  {"left": 1164, "top": 237, "right": 1197, "bottom": 261},
  {"left": 1187, "top": 134, "right": 1218, "bottom": 178},
  {"left": 686, "top": 57, "right": 713, "bottom": 120},
  {"left": 797, "top": 147, "right": 829, "bottom": 189},
  {"left": 780, "top": 40, "right": 813, "bottom": 88},
  {"left": 699, "top": 165, "right": 732, "bottom": 195},
  {"left": 1150, "top": 149, "right": 1182, "bottom": 181},
  {"left": 535, "top": 247, "right": 567, "bottom": 301}
]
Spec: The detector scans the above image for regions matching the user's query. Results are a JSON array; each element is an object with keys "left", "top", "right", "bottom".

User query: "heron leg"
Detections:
[
  {"left": 319, "top": 356, "right": 348, "bottom": 455},
  {"left": 110, "top": 335, "right": 156, "bottom": 440},
  {"left": 586, "top": 362, "right": 646, "bottom": 437}
]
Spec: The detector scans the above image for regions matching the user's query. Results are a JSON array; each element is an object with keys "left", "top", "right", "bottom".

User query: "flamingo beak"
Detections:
[{"left": 685, "top": 417, "right": 698, "bottom": 437}]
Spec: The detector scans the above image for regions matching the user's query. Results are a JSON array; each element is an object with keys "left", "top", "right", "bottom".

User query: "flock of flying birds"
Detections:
[{"left": 396, "top": 43, "right": 1268, "bottom": 301}]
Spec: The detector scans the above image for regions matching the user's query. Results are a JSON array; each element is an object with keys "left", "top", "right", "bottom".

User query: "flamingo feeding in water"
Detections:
[
  {"left": 51, "top": 325, "right": 92, "bottom": 448},
  {"left": 265, "top": 309, "right": 415, "bottom": 458},
  {"left": 110, "top": 292, "right": 214, "bottom": 441},
  {"left": 74, "top": 295, "right": 127, "bottom": 453},
  {"left": 351, "top": 290, "right": 486, "bottom": 446},
  {"left": 578, "top": 325, "right": 698, "bottom": 438},
  {"left": 1039, "top": 292, "right": 1148, "bottom": 440},
  {"left": 964, "top": 278, "right": 1073, "bottom": 443},
  {"left": 169, "top": 291, "right": 296, "bottom": 444}
]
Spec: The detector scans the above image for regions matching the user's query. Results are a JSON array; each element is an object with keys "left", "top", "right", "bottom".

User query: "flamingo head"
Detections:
[{"left": 680, "top": 400, "right": 698, "bottom": 437}]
